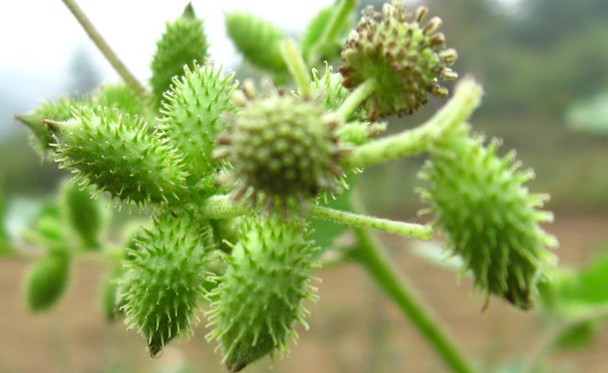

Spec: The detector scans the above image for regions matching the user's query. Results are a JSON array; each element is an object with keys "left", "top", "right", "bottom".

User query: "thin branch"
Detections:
[{"left": 62, "top": 0, "right": 149, "bottom": 102}]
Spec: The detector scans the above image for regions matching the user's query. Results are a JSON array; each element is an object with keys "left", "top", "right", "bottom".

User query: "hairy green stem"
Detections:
[
  {"left": 62, "top": 0, "right": 148, "bottom": 102},
  {"left": 342, "top": 78, "right": 483, "bottom": 169},
  {"left": 281, "top": 40, "right": 313, "bottom": 98},
  {"left": 336, "top": 78, "right": 377, "bottom": 121},
  {"left": 197, "top": 195, "right": 426, "bottom": 238},
  {"left": 307, "top": 0, "right": 357, "bottom": 65},
  {"left": 309, "top": 205, "right": 431, "bottom": 239}
]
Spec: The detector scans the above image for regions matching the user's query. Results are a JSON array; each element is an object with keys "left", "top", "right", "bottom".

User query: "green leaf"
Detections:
[
  {"left": 25, "top": 249, "right": 71, "bottom": 311},
  {"left": 60, "top": 180, "right": 107, "bottom": 249},
  {"left": 225, "top": 12, "right": 288, "bottom": 76},
  {"left": 150, "top": 3, "right": 209, "bottom": 109},
  {"left": 540, "top": 251, "right": 608, "bottom": 311},
  {"left": 555, "top": 321, "right": 597, "bottom": 349}
]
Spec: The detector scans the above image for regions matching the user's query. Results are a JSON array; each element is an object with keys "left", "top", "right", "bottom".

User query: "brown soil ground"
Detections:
[{"left": 1, "top": 212, "right": 607, "bottom": 373}]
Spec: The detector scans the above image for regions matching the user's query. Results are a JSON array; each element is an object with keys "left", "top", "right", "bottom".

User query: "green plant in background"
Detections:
[{"left": 12, "top": 0, "right": 607, "bottom": 372}]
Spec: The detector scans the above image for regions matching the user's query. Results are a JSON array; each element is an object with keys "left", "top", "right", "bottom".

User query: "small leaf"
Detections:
[
  {"left": 25, "top": 249, "right": 70, "bottom": 311},
  {"left": 225, "top": 12, "right": 288, "bottom": 75}
]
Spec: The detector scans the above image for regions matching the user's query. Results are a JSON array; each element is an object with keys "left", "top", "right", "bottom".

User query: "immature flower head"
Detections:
[
  {"left": 340, "top": 1, "right": 458, "bottom": 119},
  {"left": 419, "top": 126, "right": 557, "bottom": 310},
  {"left": 215, "top": 81, "right": 345, "bottom": 213},
  {"left": 207, "top": 216, "right": 318, "bottom": 372}
]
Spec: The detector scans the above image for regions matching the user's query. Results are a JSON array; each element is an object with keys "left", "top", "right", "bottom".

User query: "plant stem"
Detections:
[
  {"left": 336, "top": 78, "right": 377, "bottom": 121},
  {"left": 342, "top": 78, "right": 483, "bottom": 169},
  {"left": 62, "top": 0, "right": 148, "bottom": 102},
  {"left": 309, "top": 205, "right": 431, "bottom": 239},
  {"left": 307, "top": 0, "right": 357, "bottom": 65},
  {"left": 198, "top": 195, "right": 428, "bottom": 238},
  {"left": 281, "top": 39, "right": 313, "bottom": 98},
  {"left": 350, "top": 192, "right": 476, "bottom": 373}
]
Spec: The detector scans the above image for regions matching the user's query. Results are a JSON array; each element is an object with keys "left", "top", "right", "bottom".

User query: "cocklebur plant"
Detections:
[{"left": 12, "top": 0, "right": 559, "bottom": 372}]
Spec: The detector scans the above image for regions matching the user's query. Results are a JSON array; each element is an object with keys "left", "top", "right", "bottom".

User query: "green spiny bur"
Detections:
[
  {"left": 225, "top": 12, "right": 288, "bottom": 76},
  {"left": 150, "top": 3, "right": 209, "bottom": 109},
  {"left": 160, "top": 63, "right": 238, "bottom": 183},
  {"left": 60, "top": 180, "right": 106, "bottom": 249},
  {"left": 48, "top": 108, "right": 188, "bottom": 207},
  {"left": 215, "top": 83, "right": 344, "bottom": 212},
  {"left": 121, "top": 212, "right": 212, "bottom": 356},
  {"left": 419, "top": 125, "right": 557, "bottom": 310},
  {"left": 208, "top": 216, "right": 318, "bottom": 372},
  {"left": 340, "top": 2, "right": 458, "bottom": 119},
  {"left": 25, "top": 249, "right": 70, "bottom": 311}
]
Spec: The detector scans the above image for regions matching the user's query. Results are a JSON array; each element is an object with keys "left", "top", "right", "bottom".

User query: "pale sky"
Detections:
[{"left": 0, "top": 0, "right": 334, "bottom": 87}]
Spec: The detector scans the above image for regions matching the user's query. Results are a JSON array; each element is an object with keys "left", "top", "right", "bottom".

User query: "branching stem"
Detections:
[
  {"left": 350, "top": 192, "right": 476, "bottom": 373},
  {"left": 62, "top": 0, "right": 148, "bottom": 102},
  {"left": 342, "top": 78, "right": 483, "bottom": 169},
  {"left": 336, "top": 78, "right": 377, "bottom": 121}
]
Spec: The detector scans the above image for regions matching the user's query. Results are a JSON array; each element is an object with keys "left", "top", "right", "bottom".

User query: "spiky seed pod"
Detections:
[
  {"left": 60, "top": 180, "right": 106, "bottom": 249},
  {"left": 25, "top": 249, "right": 70, "bottom": 311},
  {"left": 47, "top": 108, "right": 188, "bottom": 207},
  {"left": 419, "top": 125, "right": 557, "bottom": 310},
  {"left": 150, "top": 3, "right": 209, "bottom": 108},
  {"left": 215, "top": 82, "right": 345, "bottom": 213},
  {"left": 340, "top": 1, "right": 458, "bottom": 120},
  {"left": 207, "top": 216, "right": 318, "bottom": 372},
  {"left": 94, "top": 83, "right": 146, "bottom": 118},
  {"left": 160, "top": 63, "right": 238, "bottom": 184},
  {"left": 225, "top": 12, "right": 288, "bottom": 77},
  {"left": 16, "top": 96, "right": 89, "bottom": 155},
  {"left": 121, "top": 213, "right": 212, "bottom": 356}
]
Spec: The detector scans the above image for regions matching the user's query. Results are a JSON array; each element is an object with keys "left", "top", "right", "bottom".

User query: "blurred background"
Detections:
[{"left": 1, "top": 0, "right": 608, "bottom": 372}]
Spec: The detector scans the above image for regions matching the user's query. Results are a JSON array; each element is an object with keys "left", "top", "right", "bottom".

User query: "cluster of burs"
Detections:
[{"left": 18, "top": 1, "right": 556, "bottom": 371}]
